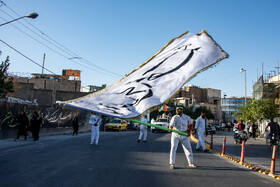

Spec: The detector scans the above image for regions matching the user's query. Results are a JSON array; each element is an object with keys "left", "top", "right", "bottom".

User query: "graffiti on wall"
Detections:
[{"left": 0, "top": 103, "right": 91, "bottom": 130}]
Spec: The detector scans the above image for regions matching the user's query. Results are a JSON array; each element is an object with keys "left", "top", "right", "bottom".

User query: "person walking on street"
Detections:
[
  {"left": 15, "top": 110, "right": 29, "bottom": 141},
  {"left": 169, "top": 107, "right": 196, "bottom": 169},
  {"left": 138, "top": 115, "right": 148, "bottom": 143},
  {"left": 251, "top": 122, "right": 258, "bottom": 139},
  {"left": 245, "top": 120, "right": 252, "bottom": 138},
  {"left": 30, "top": 111, "right": 42, "bottom": 141},
  {"left": 228, "top": 122, "right": 232, "bottom": 132},
  {"left": 221, "top": 123, "right": 226, "bottom": 131},
  {"left": 194, "top": 112, "right": 209, "bottom": 152},
  {"left": 89, "top": 113, "right": 102, "bottom": 145},
  {"left": 265, "top": 117, "right": 280, "bottom": 142},
  {"left": 72, "top": 116, "right": 79, "bottom": 136}
]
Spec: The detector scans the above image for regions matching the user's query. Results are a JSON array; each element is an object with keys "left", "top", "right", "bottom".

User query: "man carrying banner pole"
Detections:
[{"left": 169, "top": 107, "right": 196, "bottom": 169}]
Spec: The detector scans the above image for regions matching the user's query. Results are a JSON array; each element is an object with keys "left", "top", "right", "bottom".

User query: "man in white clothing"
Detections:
[
  {"left": 194, "top": 112, "right": 209, "bottom": 152},
  {"left": 89, "top": 113, "right": 102, "bottom": 145},
  {"left": 169, "top": 107, "right": 196, "bottom": 169},
  {"left": 138, "top": 115, "right": 148, "bottom": 143}
]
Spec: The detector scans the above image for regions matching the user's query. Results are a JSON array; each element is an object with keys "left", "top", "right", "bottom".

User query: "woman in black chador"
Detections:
[
  {"left": 30, "top": 111, "right": 42, "bottom": 141},
  {"left": 15, "top": 110, "right": 29, "bottom": 140},
  {"left": 72, "top": 116, "right": 79, "bottom": 135}
]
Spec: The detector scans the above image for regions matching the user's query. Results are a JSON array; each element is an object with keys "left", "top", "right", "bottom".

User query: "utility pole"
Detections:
[
  {"left": 262, "top": 62, "right": 264, "bottom": 76},
  {"left": 42, "top": 53, "right": 46, "bottom": 74},
  {"left": 277, "top": 60, "right": 280, "bottom": 116}
]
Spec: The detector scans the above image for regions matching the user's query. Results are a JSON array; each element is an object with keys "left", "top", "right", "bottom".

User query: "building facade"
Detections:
[
  {"left": 253, "top": 75, "right": 279, "bottom": 114},
  {"left": 7, "top": 74, "right": 87, "bottom": 107},
  {"left": 81, "top": 85, "right": 106, "bottom": 93},
  {"left": 221, "top": 97, "right": 251, "bottom": 122},
  {"left": 175, "top": 85, "right": 222, "bottom": 121}
]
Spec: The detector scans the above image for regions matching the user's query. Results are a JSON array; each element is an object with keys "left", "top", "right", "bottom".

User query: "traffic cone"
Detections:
[
  {"left": 269, "top": 145, "right": 277, "bottom": 175},
  {"left": 240, "top": 140, "right": 245, "bottom": 164}
]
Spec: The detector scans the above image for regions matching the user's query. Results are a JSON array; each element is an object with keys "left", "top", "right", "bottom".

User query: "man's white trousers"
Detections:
[
  {"left": 196, "top": 131, "right": 206, "bottom": 150},
  {"left": 138, "top": 128, "right": 147, "bottom": 141},
  {"left": 170, "top": 132, "right": 193, "bottom": 165},
  {"left": 91, "top": 126, "right": 99, "bottom": 144}
]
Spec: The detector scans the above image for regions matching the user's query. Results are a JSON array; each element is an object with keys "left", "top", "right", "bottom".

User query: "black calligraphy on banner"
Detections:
[{"left": 98, "top": 44, "right": 201, "bottom": 116}]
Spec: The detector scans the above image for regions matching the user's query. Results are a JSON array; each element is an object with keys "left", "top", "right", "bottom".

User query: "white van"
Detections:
[{"left": 151, "top": 118, "right": 170, "bottom": 133}]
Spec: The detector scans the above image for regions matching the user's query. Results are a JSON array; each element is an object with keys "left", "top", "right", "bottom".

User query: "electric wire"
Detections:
[
  {"left": 0, "top": 15, "right": 121, "bottom": 77},
  {"left": 0, "top": 38, "right": 56, "bottom": 74},
  {"left": 200, "top": 72, "right": 240, "bottom": 87},
  {"left": 0, "top": 1, "right": 123, "bottom": 77}
]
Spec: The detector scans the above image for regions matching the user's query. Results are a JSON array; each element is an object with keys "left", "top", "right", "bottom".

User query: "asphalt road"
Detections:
[{"left": 0, "top": 130, "right": 280, "bottom": 187}]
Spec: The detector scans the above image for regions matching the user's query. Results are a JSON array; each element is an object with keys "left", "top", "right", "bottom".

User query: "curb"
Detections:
[{"left": 190, "top": 135, "right": 280, "bottom": 181}]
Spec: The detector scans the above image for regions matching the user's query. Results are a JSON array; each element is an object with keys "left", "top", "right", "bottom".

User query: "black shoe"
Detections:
[
  {"left": 196, "top": 148, "right": 201, "bottom": 151},
  {"left": 143, "top": 140, "right": 147, "bottom": 143},
  {"left": 138, "top": 139, "right": 140, "bottom": 143},
  {"left": 203, "top": 149, "right": 209, "bottom": 152}
]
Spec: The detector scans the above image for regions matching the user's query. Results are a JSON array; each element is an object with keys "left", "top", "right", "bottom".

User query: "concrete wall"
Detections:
[
  {"left": 182, "top": 86, "right": 207, "bottom": 103},
  {"left": 7, "top": 80, "right": 88, "bottom": 106},
  {"left": 56, "top": 90, "right": 89, "bottom": 102},
  {"left": 206, "top": 88, "right": 221, "bottom": 98},
  {"left": 16, "top": 77, "right": 81, "bottom": 92}
]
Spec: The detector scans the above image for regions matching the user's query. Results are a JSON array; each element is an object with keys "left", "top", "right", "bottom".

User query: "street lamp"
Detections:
[
  {"left": 240, "top": 68, "right": 247, "bottom": 106},
  {"left": 0, "top": 13, "right": 38, "bottom": 27}
]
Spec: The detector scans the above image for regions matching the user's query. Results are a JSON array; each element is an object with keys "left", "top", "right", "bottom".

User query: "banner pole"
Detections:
[{"left": 130, "top": 119, "right": 189, "bottom": 137}]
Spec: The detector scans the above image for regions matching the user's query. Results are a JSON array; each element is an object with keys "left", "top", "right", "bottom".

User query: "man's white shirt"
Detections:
[
  {"left": 140, "top": 117, "right": 148, "bottom": 129},
  {"left": 170, "top": 114, "right": 193, "bottom": 132},
  {"left": 89, "top": 115, "right": 101, "bottom": 126},
  {"left": 195, "top": 116, "right": 205, "bottom": 133}
]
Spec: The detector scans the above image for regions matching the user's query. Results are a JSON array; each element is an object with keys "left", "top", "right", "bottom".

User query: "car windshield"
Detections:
[
  {"left": 110, "top": 119, "right": 121, "bottom": 123},
  {"left": 156, "top": 118, "right": 168, "bottom": 122}
]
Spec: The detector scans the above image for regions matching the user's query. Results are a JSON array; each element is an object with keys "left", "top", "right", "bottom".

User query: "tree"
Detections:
[
  {"left": 193, "top": 106, "right": 215, "bottom": 120},
  {"left": 0, "top": 56, "right": 14, "bottom": 98},
  {"left": 149, "top": 100, "right": 215, "bottom": 120},
  {"left": 233, "top": 99, "right": 277, "bottom": 122}
]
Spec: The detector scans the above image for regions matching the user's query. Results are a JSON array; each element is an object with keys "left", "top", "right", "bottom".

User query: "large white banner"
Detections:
[{"left": 59, "top": 31, "right": 229, "bottom": 118}]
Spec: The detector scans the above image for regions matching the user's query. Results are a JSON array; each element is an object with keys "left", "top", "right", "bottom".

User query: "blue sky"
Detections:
[{"left": 0, "top": 0, "right": 279, "bottom": 97}]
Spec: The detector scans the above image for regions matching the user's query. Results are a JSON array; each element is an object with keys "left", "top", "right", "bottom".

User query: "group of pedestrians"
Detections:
[
  {"left": 15, "top": 110, "right": 42, "bottom": 141},
  {"left": 233, "top": 120, "right": 258, "bottom": 141}
]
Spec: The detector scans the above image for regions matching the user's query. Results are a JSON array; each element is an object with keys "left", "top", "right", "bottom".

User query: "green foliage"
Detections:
[
  {"left": 193, "top": 106, "right": 215, "bottom": 119},
  {"left": 150, "top": 100, "right": 215, "bottom": 120},
  {"left": 233, "top": 99, "right": 278, "bottom": 122},
  {"left": 0, "top": 56, "right": 14, "bottom": 98}
]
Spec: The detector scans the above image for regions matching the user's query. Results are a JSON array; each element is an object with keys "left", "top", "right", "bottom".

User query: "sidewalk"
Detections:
[{"left": 203, "top": 130, "right": 280, "bottom": 174}]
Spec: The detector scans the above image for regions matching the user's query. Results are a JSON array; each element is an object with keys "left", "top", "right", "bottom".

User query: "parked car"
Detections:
[
  {"left": 104, "top": 119, "right": 127, "bottom": 131},
  {"left": 151, "top": 118, "right": 170, "bottom": 133}
]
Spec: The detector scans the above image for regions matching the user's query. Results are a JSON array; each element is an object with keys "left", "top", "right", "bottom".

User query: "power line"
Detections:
[
  {"left": 0, "top": 15, "right": 121, "bottom": 77},
  {"left": 0, "top": 38, "right": 56, "bottom": 74},
  {"left": 201, "top": 72, "right": 240, "bottom": 87},
  {"left": 0, "top": 1, "right": 123, "bottom": 77},
  {"left": 0, "top": 9, "right": 76, "bottom": 58}
]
